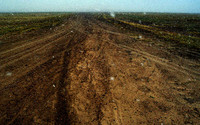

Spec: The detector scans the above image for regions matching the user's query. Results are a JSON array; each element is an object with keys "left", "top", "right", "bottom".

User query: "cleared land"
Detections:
[{"left": 0, "top": 13, "right": 200, "bottom": 124}]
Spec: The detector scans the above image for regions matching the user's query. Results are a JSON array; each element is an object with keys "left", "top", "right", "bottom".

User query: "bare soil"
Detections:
[{"left": 0, "top": 15, "right": 200, "bottom": 125}]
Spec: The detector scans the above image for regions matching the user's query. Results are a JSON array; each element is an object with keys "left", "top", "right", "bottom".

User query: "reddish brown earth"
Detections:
[{"left": 0, "top": 15, "right": 200, "bottom": 125}]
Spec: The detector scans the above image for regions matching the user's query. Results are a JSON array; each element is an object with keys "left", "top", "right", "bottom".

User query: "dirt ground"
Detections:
[{"left": 0, "top": 15, "right": 200, "bottom": 125}]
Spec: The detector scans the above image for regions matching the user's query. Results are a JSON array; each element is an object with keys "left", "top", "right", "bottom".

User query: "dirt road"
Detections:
[{"left": 0, "top": 15, "right": 200, "bottom": 124}]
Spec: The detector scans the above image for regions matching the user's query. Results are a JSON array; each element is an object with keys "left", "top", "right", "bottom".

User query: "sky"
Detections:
[{"left": 0, "top": 0, "right": 200, "bottom": 13}]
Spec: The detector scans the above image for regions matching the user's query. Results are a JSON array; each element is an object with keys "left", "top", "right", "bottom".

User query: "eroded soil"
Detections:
[{"left": 0, "top": 15, "right": 200, "bottom": 125}]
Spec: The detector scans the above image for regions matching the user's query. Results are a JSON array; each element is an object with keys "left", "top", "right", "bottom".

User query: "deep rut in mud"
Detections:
[{"left": 0, "top": 15, "right": 200, "bottom": 124}]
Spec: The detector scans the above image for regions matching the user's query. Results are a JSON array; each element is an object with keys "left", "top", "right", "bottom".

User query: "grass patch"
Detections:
[
  {"left": 0, "top": 13, "right": 70, "bottom": 36},
  {"left": 101, "top": 13, "right": 200, "bottom": 50},
  {"left": 115, "top": 13, "right": 200, "bottom": 37}
]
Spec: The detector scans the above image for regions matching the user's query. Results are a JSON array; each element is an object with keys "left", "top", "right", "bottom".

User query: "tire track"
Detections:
[
  {"left": 0, "top": 30, "right": 77, "bottom": 125},
  {"left": 0, "top": 30, "right": 70, "bottom": 65},
  {"left": 55, "top": 29, "right": 88, "bottom": 124},
  {"left": 106, "top": 40, "right": 200, "bottom": 77},
  {"left": 55, "top": 50, "right": 71, "bottom": 125}
]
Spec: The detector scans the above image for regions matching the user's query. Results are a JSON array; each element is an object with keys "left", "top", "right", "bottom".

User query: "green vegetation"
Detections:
[
  {"left": 102, "top": 13, "right": 200, "bottom": 50},
  {"left": 0, "top": 13, "right": 70, "bottom": 36},
  {"left": 115, "top": 13, "right": 200, "bottom": 37}
]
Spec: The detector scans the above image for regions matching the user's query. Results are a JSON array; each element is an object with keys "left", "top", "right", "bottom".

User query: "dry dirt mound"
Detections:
[{"left": 0, "top": 15, "right": 200, "bottom": 124}]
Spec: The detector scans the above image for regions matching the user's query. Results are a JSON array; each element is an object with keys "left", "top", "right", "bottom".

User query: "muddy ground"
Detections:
[{"left": 0, "top": 14, "right": 200, "bottom": 125}]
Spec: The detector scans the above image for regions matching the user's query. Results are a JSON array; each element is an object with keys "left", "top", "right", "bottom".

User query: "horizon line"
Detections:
[{"left": 0, "top": 11, "right": 200, "bottom": 14}]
